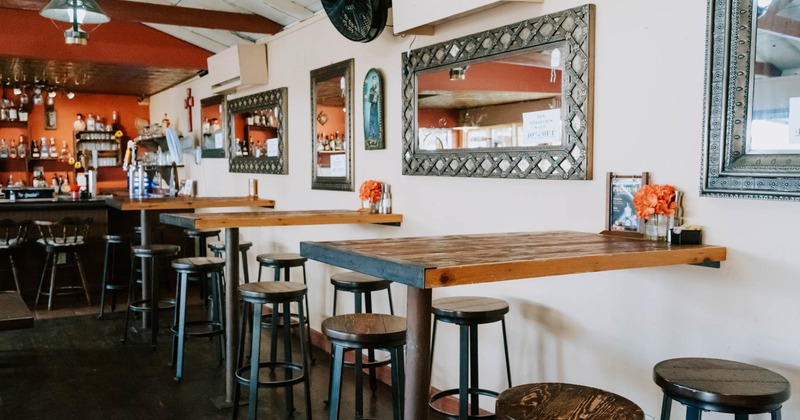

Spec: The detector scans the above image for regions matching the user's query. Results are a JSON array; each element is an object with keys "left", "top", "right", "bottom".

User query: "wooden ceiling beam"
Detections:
[{"left": 1, "top": 0, "right": 283, "bottom": 34}]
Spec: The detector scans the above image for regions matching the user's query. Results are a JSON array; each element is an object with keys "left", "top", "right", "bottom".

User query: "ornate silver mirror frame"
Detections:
[
  {"left": 311, "top": 59, "right": 355, "bottom": 191},
  {"left": 701, "top": 0, "right": 800, "bottom": 200},
  {"left": 226, "top": 87, "right": 288, "bottom": 174},
  {"left": 401, "top": 4, "right": 594, "bottom": 179}
]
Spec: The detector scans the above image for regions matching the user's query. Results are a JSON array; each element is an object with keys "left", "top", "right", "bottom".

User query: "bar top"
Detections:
[
  {"left": 159, "top": 209, "right": 403, "bottom": 229},
  {"left": 106, "top": 196, "right": 276, "bottom": 211},
  {"left": 0, "top": 197, "right": 109, "bottom": 210},
  {"left": 300, "top": 231, "right": 727, "bottom": 289}
]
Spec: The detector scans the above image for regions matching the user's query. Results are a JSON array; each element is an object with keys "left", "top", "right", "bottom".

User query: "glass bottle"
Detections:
[
  {"left": 17, "top": 135, "right": 26, "bottom": 158},
  {"left": 0, "top": 139, "right": 8, "bottom": 158},
  {"left": 235, "top": 138, "right": 243, "bottom": 157},
  {"left": 18, "top": 104, "right": 27, "bottom": 122},
  {"left": 253, "top": 140, "right": 262, "bottom": 158},
  {"left": 161, "top": 113, "right": 170, "bottom": 135},
  {"left": 40, "top": 137, "right": 48, "bottom": 158},
  {"left": 0, "top": 97, "right": 8, "bottom": 121},
  {"left": 59, "top": 140, "right": 70, "bottom": 160},
  {"left": 7, "top": 100, "right": 17, "bottom": 121},
  {"left": 49, "top": 138, "right": 57, "bottom": 158},
  {"left": 86, "top": 114, "right": 95, "bottom": 130},
  {"left": 73, "top": 113, "right": 87, "bottom": 131},
  {"left": 242, "top": 137, "right": 250, "bottom": 156},
  {"left": 30, "top": 138, "right": 39, "bottom": 158},
  {"left": 9, "top": 138, "right": 17, "bottom": 159}
]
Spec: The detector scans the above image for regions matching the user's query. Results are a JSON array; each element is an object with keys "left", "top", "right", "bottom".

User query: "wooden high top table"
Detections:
[
  {"left": 158, "top": 209, "right": 403, "bottom": 407},
  {"left": 299, "top": 231, "right": 727, "bottom": 420}
]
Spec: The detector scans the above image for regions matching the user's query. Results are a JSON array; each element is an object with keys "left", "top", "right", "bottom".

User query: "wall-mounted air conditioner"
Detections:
[{"left": 207, "top": 44, "right": 268, "bottom": 94}]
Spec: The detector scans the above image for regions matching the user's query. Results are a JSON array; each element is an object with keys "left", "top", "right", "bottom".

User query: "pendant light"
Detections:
[{"left": 40, "top": 0, "right": 110, "bottom": 45}]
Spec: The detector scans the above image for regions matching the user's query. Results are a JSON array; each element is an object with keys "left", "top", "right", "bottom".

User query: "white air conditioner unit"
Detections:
[{"left": 207, "top": 44, "right": 268, "bottom": 94}]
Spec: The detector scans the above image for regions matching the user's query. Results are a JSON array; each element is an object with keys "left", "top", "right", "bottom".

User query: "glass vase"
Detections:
[
  {"left": 362, "top": 199, "right": 379, "bottom": 213},
  {"left": 644, "top": 214, "right": 671, "bottom": 241}
]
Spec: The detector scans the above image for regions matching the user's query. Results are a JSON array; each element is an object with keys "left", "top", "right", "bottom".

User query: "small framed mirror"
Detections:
[
  {"left": 402, "top": 4, "right": 594, "bottom": 180},
  {"left": 226, "top": 87, "right": 288, "bottom": 174},
  {"left": 311, "top": 59, "right": 354, "bottom": 191},
  {"left": 200, "top": 95, "right": 225, "bottom": 158}
]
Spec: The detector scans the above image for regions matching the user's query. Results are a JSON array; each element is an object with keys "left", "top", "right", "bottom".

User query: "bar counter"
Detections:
[{"left": 0, "top": 197, "right": 110, "bottom": 210}]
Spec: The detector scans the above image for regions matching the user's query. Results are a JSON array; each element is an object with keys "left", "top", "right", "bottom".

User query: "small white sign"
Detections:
[
  {"left": 214, "top": 132, "right": 223, "bottom": 149},
  {"left": 522, "top": 109, "right": 562, "bottom": 146},
  {"left": 266, "top": 138, "right": 279, "bottom": 157},
  {"left": 790, "top": 97, "right": 800, "bottom": 144},
  {"left": 329, "top": 154, "right": 346, "bottom": 177}
]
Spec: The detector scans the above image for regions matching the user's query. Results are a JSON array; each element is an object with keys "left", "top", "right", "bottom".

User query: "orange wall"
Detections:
[
  {"left": 418, "top": 62, "right": 561, "bottom": 94},
  {"left": 316, "top": 105, "right": 346, "bottom": 139}
]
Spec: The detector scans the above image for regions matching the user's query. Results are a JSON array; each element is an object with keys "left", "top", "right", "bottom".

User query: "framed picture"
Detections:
[
  {"left": 605, "top": 172, "right": 649, "bottom": 233},
  {"left": 362, "top": 68, "right": 384, "bottom": 150}
]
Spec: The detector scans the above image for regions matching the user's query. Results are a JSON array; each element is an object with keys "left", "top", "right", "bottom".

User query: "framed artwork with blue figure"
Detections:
[{"left": 363, "top": 68, "right": 384, "bottom": 150}]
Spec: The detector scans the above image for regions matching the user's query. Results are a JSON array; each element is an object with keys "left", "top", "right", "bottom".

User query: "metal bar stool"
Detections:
[
  {"left": 98, "top": 234, "right": 135, "bottom": 319},
  {"left": 653, "top": 358, "right": 790, "bottom": 420},
  {"left": 185, "top": 229, "right": 221, "bottom": 306},
  {"left": 430, "top": 296, "right": 512, "bottom": 420},
  {"left": 256, "top": 252, "right": 313, "bottom": 362},
  {"left": 328, "top": 271, "right": 395, "bottom": 399},
  {"left": 496, "top": 383, "right": 644, "bottom": 419},
  {"left": 171, "top": 256, "right": 226, "bottom": 382},
  {"left": 34, "top": 217, "right": 93, "bottom": 310},
  {"left": 208, "top": 240, "right": 253, "bottom": 284},
  {"left": 121, "top": 244, "right": 180, "bottom": 346},
  {"left": 323, "top": 313, "right": 406, "bottom": 420},
  {"left": 0, "top": 219, "right": 30, "bottom": 294},
  {"left": 233, "top": 281, "right": 312, "bottom": 420}
]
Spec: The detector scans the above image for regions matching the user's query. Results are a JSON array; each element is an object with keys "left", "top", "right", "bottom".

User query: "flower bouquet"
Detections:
[
  {"left": 633, "top": 184, "right": 677, "bottom": 241},
  {"left": 359, "top": 180, "right": 382, "bottom": 213}
]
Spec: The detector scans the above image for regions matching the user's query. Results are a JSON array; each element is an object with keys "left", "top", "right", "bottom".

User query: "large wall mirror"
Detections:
[
  {"left": 200, "top": 95, "right": 225, "bottom": 158},
  {"left": 401, "top": 4, "right": 594, "bottom": 179},
  {"left": 311, "top": 59, "right": 354, "bottom": 191},
  {"left": 701, "top": 0, "right": 800, "bottom": 200},
  {"left": 227, "top": 87, "right": 288, "bottom": 174}
]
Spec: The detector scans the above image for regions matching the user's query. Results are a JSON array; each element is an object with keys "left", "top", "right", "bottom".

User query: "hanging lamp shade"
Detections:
[{"left": 40, "top": 0, "right": 110, "bottom": 25}]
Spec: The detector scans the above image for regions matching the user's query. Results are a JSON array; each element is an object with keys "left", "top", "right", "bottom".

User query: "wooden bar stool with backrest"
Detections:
[
  {"left": 98, "top": 233, "right": 136, "bottom": 319},
  {"left": 170, "top": 256, "right": 226, "bottom": 382},
  {"left": 327, "top": 271, "right": 395, "bottom": 401},
  {"left": 34, "top": 217, "right": 93, "bottom": 310},
  {"left": 496, "top": 382, "right": 644, "bottom": 419},
  {"left": 0, "top": 219, "right": 30, "bottom": 294},
  {"left": 430, "top": 296, "right": 512, "bottom": 419},
  {"left": 233, "top": 281, "right": 312, "bottom": 420},
  {"left": 257, "top": 252, "right": 313, "bottom": 362},
  {"left": 208, "top": 240, "right": 253, "bottom": 284},
  {"left": 323, "top": 313, "right": 406, "bottom": 420},
  {"left": 653, "top": 358, "right": 791, "bottom": 420}
]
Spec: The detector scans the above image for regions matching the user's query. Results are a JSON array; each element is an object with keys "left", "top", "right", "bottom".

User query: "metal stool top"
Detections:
[
  {"left": 103, "top": 233, "right": 135, "bottom": 244},
  {"left": 496, "top": 383, "right": 644, "bottom": 419},
  {"left": 185, "top": 229, "right": 221, "bottom": 238},
  {"left": 432, "top": 296, "right": 509, "bottom": 325},
  {"left": 208, "top": 241, "right": 253, "bottom": 252},
  {"left": 653, "top": 358, "right": 790, "bottom": 414},
  {"left": 171, "top": 257, "right": 226, "bottom": 271},
  {"left": 132, "top": 244, "right": 181, "bottom": 257},
  {"left": 256, "top": 252, "right": 307, "bottom": 268},
  {"left": 322, "top": 313, "right": 406, "bottom": 347},
  {"left": 239, "top": 281, "right": 307, "bottom": 303},
  {"left": 330, "top": 271, "right": 391, "bottom": 292}
]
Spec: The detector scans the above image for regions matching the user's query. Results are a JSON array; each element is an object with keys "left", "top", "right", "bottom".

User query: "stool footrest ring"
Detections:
[
  {"left": 170, "top": 320, "right": 223, "bottom": 337},
  {"left": 430, "top": 387, "right": 500, "bottom": 420},
  {"left": 128, "top": 299, "right": 175, "bottom": 312},
  {"left": 235, "top": 362, "right": 306, "bottom": 389}
]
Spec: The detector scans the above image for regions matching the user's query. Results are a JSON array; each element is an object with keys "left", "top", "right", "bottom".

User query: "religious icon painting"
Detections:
[{"left": 362, "top": 68, "right": 384, "bottom": 150}]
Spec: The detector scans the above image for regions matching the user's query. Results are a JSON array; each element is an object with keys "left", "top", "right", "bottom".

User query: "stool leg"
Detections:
[
  {"left": 213, "top": 271, "right": 225, "bottom": 362},
  {"left": 429, "top": 318, "right": 438, "bottom": 376},
  {"left": 469, "top": 324, "right": 479, "bottom": 417},
  {"left": 8, "top": 253, "right": 21, "bottom": 295},
  {"left": 240, "top": 249, "right": 249, "bottom": 284},
  {"left": 171, "top": 272, "right": 182, "bottom": 366},
  {"left": 459, "top": 324, "right": 469, "bottom": 420},
  {"left": 109, "top": 244, "right": 120, "bottom": 313},
  {"left": 150, "top": 257, "right": 159, "bottom": 346},
  {"left": 121, "top": 254, "right": 137, "bottom": 344},
  {"left": 47, "top": 252, "right": 58, "bottom": 310},
  {"left": 734, "top": 415, "right": 748, "bottom": 420},
  {"left": 772, "top": 409, "right": 782, "bottom": 420},
  {"left": 282, "top": 297, "right": 295, "bottom": 414},
  {"left": 35, "top": 251, "right": 51, "bottom": 306},
  {"left": 390, "top": 346, "right": 405, "bottom": 420},
  {"left": 297, "top": 297, "right": 312, "bottom": 418},
  {"left": 387, "top": 286, "right": 394, "bottom": 315},
  {"left": 332, "top": 289, "right": 338, "bottom": 316},
  {"left": 233, "top": 301, "right": 248, "bottom": 420},
  {"left": 685, "top": 406, "right": 702, "bottom": 420},
  {"left": 248, "top": 302, "right": 262, "bottom": 420},
  {"left": 501, "top": 317, "right": 512, "bottom": 388},
  {"left": 74, "top": 251, "right": 91, "bottom": 306},
  {"left": 174, "top": 273, "right": 188, "bottom": 381},
  {"left": 659, "top": 394, "right": 672, "bottom": 420},
  {"left": 330, "top": 344, "right": 345, "bottom": 420},
  {"left": 365, "top": 292, "right": 378, "bottom": 392},
  {"left": 270, "top": 303, "right": 279, "bottom": 365},
  {"left": 301, "top": 264, "right": 313, "bottom": 362},
  {"left": 355, "top": 341, "right": 363, "bottom": 417},
  {"left": 99, "top": 241, "right": 111, "bottom": 319}
]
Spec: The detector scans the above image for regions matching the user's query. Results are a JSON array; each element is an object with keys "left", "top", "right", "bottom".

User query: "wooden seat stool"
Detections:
[
  {"left": 121, "top": 244, "right": 181, "bottom": 346},
  {"left": 430, "top": 296, "right": 512, "bottom": 420},
  {"left": 208, "top": 240, "right": 253, "bottom": 284},
  {"left": 256, "top": 252, "right": 313, "bottom": 362},
  {"left": 98, "top": 234, "right": 135, "bottom": 319},
  {"left": 34, "top": 217, "right": 93, "bottom": 310},
  {"left": 323, "top": 313, "right": 406, "bottom": 420},
  {"left": 233, "top": 281, "right": 312, "bottom": 420},
  {"left": 0, "top": 219, "right": 30, "bottom": 294},
  {"left": 170, "top": 256, "right": 226, "bottom": 382},
  {"left": 496, "top": 382, "right": 644, "bottom": 419},
  {"left": 328, "top": 271, "right": 395, "bottom": 398},
  {"left": 653, "top": 358, "right": 790, "bottom": 420},
  {"left": 185, "top": 229, "right": 221, "bottom": 306}
]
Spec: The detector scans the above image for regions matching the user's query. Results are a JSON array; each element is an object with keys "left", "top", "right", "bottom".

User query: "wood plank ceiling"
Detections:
[{"left": 0, "top": 0, "right": 323, "bottom": 97}]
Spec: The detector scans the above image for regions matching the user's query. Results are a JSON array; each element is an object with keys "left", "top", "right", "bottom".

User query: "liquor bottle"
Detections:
[
  {"left": 8, "top": 100, "right": 17, "bottom": 121},
  {"left": 380, "top": 183, "right": 392, "bottom": 214},
  {"left": 161, "top": 113, "right": 170, "bottom": 135},
  {"left": 242, "top": 137, "right": 250, "bottom": 156},
  {"left": 17, "top": 136, "right": 25, "bottom": 158},
  {"left": 7, "top": 174, "right": 12, "bottom": 188},
  {"left": 111, "top": 110, "right": 118, "bottom": 131},
  {"left": 61, "top": 173, "right": 71, "bottom": 194},
  {"left": 30, "top": 138, "right": 40, "bottom": 158},
  {"left": 18, "top": 105, "right": 27, "bottom": 122},
  {"left": 235, "top": 138, "right": 243, "bottom": 157},
  {"left": 0, "top": 139, "right": 8, "bottom": 158},
  {"left": 59, "top": 141, "right": 70, "bottom": 161},
  {"left": 40, "top": 138, "right": 48, "bottom": 158},
  {"left": 86, "top": 114, "right": 95, "bottom": 130},
  {"left": 9, "top": 138, "right": 17, "bottom": 159},
  {"left": 49, "top": 138, "right": 57, "bottom": 158},
  {"left": 253, "top": 140, "right": 262, "bottom": 158}
]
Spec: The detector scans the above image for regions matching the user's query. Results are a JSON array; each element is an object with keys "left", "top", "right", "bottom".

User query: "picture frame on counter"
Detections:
[{"left": 605, "top": 172, "right": 649, "bottom": 234}]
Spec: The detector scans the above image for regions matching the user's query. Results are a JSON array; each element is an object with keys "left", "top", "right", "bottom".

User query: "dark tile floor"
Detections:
[{"left": 0, "top": 302, "right": 420, "bottom": 420}]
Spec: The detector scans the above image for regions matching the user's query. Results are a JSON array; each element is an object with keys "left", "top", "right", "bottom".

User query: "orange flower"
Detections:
[
  {"left": 633, "top": 184, "right": 677, "bottom": 219},
  {"left": 359, "top": 180, "right": 383, "bottom": 203}
]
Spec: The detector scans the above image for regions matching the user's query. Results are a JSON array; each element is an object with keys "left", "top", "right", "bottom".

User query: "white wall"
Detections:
[{"left": 151, "top": 1, "right": 800, "bottom": 418}]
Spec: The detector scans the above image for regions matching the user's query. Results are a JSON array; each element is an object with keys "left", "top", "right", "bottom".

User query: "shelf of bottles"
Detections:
[{"left": 75, "top": 131, "right": 121, "bottom": 167}]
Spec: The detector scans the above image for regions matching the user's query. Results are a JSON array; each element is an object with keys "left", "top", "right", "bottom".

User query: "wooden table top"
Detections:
[
  {"left": 106, "top": 196, "right": 276, "bottom": 211},
  {"left": 159, "top": 209, "right": 403, "bottom": 229},
  {"left": 0, "top": 291, "right": 33, "bottom": 331},
  {"left": 300, "top": 231, "right": 727, "bottom": 289}
]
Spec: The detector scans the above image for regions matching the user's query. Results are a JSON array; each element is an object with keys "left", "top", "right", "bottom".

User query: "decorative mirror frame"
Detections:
[
  {"left": 401, "top": 4, "right": 594, "bottom": 179},
  {"left": 226, "top": 87, "right": 288, "bottom": 174},
  {"left": 200, "top": 94, "right": 225, "bottom": 158},
  {"left": 311, "top": 59, "right": 355, "bottom": 191},
  {"left": 701, "top": 0, "right": 800, "bottom": 200}
]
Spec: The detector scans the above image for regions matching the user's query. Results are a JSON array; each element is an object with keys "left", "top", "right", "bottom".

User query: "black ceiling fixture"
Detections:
[{"left": 321, "top": 0, "right": 390, "bottom": 43}]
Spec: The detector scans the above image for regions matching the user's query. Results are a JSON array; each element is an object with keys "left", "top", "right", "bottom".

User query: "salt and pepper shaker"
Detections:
[{"left": 380, "top": 183, "right": 392, "bottom": 214}]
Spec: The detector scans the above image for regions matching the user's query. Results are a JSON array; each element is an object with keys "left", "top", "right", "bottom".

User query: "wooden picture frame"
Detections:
[
  {"left": 605, "top": 172, "right": 649, "bottom": 234},
  {"left": 363, "top": 68, "right": 384, "bottom": 150}
]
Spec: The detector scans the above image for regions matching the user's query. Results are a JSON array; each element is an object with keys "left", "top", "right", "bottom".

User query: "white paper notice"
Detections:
[
  {"left": 214, "top": 132, "right": 223, "bottom": 149},
  {"left": 266, "top": 138, "right": 279, "bottom": 157},
  {"left": 790, "top": 97, "right": 800, "bottom": 144},
  {"left": 329, "top": 154, "right": 346, "bottom": 177},
  {"left": 522, "top": 109, "right": 562, "bottom": 146}
]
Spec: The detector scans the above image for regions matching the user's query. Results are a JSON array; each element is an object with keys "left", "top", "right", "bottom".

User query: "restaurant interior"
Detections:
[{"left": 1, "top": 0, "right": 799, "bottom": 419}]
